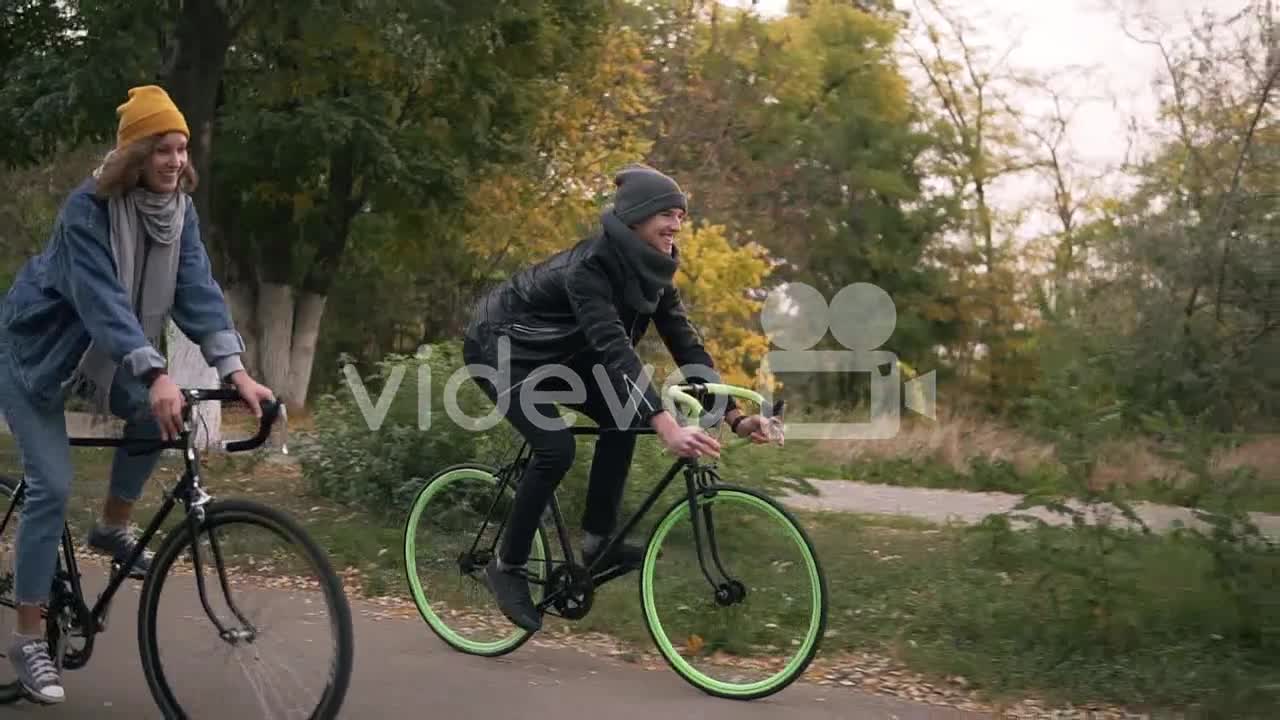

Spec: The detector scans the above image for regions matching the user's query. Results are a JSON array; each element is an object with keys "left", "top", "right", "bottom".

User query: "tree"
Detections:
[
  {"left": 904, "top": 0, "right": 1038, "bottom": 406},
  {"left": 1092, "top": 1, "right": 1280, "bottom": 427},
  {"left": 669, "top": 222, "right": 774, "bottom": 387},
  {"left": 0, "top": 1, "right": 161, "bottom": 166},
  {"left": 208, "top": 0, "right": 614, "bottom": 408},
  {"left": 626, "top": 1, "right": 955, "bottom": 408}
]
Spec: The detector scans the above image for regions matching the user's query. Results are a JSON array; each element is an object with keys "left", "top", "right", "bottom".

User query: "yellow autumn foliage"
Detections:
[
  {"left": 463, "top": 27, "right": 656, "bottom": 273},
  {"left": 669, "top": 223, "right": 775, "bottom": 390}
]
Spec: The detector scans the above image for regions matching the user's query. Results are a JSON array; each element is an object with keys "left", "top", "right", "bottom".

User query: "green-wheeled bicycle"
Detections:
[{"left": 402, "top": 381, "right": 827, "bottom": 700}]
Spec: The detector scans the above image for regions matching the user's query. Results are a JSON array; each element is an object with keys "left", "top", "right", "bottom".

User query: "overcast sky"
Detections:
[{"left": 719, "top": 0, "right": 1254, "bottom": 235}]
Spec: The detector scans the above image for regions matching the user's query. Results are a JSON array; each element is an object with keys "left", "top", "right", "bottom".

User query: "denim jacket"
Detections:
[{"left": 0, "top": 178, "right": 245, "bottom": 408}]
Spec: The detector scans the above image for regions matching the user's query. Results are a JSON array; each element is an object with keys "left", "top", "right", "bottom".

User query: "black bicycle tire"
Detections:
[
  {"left": 0, "top": 474, "right": 23, "bottom": 705},
  {"left": 136, "top": 498, "right": 355, "bottom": 719},
  {"left": 402, "top": 462, "right": 551, "bottom": 657},
  {"left": 638, "top": 483, "right": 829, "bottom": 701}
]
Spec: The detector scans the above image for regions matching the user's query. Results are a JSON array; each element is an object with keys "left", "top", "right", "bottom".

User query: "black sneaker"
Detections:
[
  {"left": 483, "top": 558, "right": 542, "bottom": 633},
  {"left": 583, "top": 540, "right": 646, "bottom": 571},
  {"left": 86, "top": 523, "right": 153, "bottom": 580}
]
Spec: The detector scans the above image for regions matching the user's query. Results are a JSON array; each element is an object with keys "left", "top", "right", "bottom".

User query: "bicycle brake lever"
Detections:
[
  {"left": 767, "top": 399, "right": 786, "bottom": 447},
  {"left": 279, "top": 404, "right": 290, "bottom": 455}
]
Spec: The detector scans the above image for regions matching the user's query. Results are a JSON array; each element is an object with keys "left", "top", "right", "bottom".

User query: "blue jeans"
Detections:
[{"left": 0, "top": 334, "right": 162, "bottom": 605}]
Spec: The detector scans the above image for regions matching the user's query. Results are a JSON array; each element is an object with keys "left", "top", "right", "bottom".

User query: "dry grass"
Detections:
[
  {"left": 1214, "top": 435, "right": 1280, "bottom": 481},
  {"left": 818, "top": 407, "right": 1057, "bottom": 476},
  {"left": 817, "top": 408, "right": 1280, "bottom": 493},
  {"left": 1087, "top": 437, "right": 1190, "bottom": 491}
]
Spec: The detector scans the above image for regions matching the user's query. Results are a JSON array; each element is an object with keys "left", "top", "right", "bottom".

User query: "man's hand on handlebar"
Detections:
[
  {"left": 651, "top": 411, "right": 721, "bottom": 459},
  {"left": 729, "top": 414, "right": 774, "bottom": 445},
  {"left": 228, "top": 370, "right": 276, "bottom": 418}
]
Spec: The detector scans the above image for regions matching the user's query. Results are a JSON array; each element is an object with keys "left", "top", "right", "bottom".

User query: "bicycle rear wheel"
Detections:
[
  {"left": 0, "top": 474, "right": 93, "bottom": 704},
  {"left": 640, "top": 484, "right": 827, "bottom": 700},
  {"left": 402, "top": 463, "right": 550, "bottom": 657},
  {"left": 0, "top": 475, "right": 23, "bottom": 704},
  {"left": 138, "top": 498, "right": 354, "bottom": 719}
]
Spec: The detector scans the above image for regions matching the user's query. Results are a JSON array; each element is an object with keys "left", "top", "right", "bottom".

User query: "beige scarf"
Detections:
[{"left": 66, "top": 161, "right": 186, "bottom": 415}]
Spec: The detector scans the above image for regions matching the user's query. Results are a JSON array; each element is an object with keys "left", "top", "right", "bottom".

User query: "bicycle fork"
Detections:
[
  {"left": 683, "top": 466, "right": 747, "bottom": 606},
  {"left": 181, "top": 462, "right": 256, "bottom": 645}
]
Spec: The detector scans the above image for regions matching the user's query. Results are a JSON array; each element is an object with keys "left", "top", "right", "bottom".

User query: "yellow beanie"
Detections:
[{"left": 115, "top": 85, "right": 190, "bottom": 150}]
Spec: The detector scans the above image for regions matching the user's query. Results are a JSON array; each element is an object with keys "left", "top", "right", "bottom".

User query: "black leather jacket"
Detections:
[{"left": 464, "top": 229, "right": 734, "bottom": 424}]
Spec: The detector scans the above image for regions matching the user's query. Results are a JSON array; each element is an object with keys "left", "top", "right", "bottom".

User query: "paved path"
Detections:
[
  {"left": 3, "top": 566, "right": 982, "bottom": 720},
  {"left": 779, "top": 478, "right": 1280, "bottom": 537}
]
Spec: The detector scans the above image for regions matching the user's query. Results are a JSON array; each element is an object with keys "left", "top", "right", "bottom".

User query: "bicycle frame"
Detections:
[
  {"left": 469, "top": 381, "right": 783, "bottom": 616},
  {"left": 0, "top": 388, "right": 282, "bottom": 652}
]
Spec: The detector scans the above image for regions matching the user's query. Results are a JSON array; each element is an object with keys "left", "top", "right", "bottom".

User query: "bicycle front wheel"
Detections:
[
  {"left": 640, "top": 485, "right": 827, "bottom": 700},
  {"left": 138, "top": 499, "right": 354, "bottom": 719}
]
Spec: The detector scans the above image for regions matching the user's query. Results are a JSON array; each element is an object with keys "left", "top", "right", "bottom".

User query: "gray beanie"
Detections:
[{"left": 611, "top": 164, "right": 688, "bottom": 225}]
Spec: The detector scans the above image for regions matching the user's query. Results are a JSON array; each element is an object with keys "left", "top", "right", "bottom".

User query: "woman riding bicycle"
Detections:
[
  {"left": 0, "top": 85, "right": 273, "bottom": 703},
  {"left": 461, "top": 164, "right": 773, "bottom": 633}
]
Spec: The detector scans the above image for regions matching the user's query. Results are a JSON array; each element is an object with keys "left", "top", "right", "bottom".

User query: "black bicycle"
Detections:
[
  {"left": 403, "top": 382, "right": 827, "bottom": 700},
  {"left": 0, "top": 387, "right": 354, "bottom": 718}
]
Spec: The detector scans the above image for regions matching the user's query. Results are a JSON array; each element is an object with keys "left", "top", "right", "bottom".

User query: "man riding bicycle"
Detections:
[
  {"left": 0, "top": 85, "right": 274, "bottom": 703},
  {"left": 461, "top": 164, "right": 773, "bottom": 633}
]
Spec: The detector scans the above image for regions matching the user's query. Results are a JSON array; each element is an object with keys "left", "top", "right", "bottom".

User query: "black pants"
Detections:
[{"left": 463, "top": 337, "right": 640, "bottom": 566}]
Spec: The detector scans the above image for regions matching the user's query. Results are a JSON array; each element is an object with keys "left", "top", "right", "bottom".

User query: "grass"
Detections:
[
  {"left": 337, "top": 420, "right": 1280, "bottom": 716},
  {"left": 7, "top": 415, "right": 1279, "bottom": 717},
  {"left": 818, "top": 410, "right": 1280, "bottom": 514},
  {"left": 379, "top": 458, "right": 1280, "bottom": 716}
]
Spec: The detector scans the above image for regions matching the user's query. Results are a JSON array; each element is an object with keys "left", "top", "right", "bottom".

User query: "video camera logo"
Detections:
[{"left": 760, "top": 282, "right": 935, "bottom": 439}]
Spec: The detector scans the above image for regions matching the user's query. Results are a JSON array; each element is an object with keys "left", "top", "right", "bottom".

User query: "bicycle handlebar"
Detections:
[
  {"left": 70, "top": 387, "right": 285, "bottom": 455},
  {"left": 664, "top": 383, "right": 786, "bottom": 424},
  {"left": 221, "top": 398, "right": 285, "bottom": 453}
]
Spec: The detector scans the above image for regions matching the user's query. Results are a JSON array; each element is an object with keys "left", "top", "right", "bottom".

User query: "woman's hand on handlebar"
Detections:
[
  {"left": 228, "top": 370, "right": 276, "bottom": 418},
  {"left": 149, "top": 372, "right": 185, "bottom": 441}
]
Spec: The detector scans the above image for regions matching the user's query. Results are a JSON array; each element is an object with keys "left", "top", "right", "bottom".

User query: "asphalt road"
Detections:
[{"left": 2, "top": 567, "right": 983, "bottom": 720}]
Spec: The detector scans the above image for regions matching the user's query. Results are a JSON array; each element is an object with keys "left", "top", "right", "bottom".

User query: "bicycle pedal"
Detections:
[{"left": 111, "top": 561, "right": 145, "bottom": 582}]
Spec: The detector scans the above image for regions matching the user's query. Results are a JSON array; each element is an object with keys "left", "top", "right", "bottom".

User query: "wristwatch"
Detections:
[
  {"left": 728, "top": 413, "right": 746, "bottom": 434},
  {"left": 142, "top": 367, "right": 168, "bottom": 388}
]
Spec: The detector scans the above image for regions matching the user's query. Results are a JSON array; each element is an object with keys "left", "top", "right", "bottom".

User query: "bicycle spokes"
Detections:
[
  {"left": 148, "top": 505, "right": 349, "bottom": 719},
  {"left": 404, "top": 466, "right": 550, "bottom": 655}
]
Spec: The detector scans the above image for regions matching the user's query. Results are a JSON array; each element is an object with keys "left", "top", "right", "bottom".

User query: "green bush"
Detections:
[
  {"left": 300, "top": 340, "right": 831, "bottom": 535},
  {"left": 302, "top": 341, "right": 519, "bottom": 517}
]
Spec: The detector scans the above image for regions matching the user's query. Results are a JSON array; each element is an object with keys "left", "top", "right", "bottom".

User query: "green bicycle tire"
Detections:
[
  {"left": 402, "top": 464, "right": 549, "bottom": 657},
  {"left": 639, "top": 484, "right": 827, "bottom": 700}
]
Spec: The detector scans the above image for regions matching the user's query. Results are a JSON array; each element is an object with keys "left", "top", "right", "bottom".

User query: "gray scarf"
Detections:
[
  {"left": 66, "top": 176, "right": 186, "bottom": 416},
  {"left": 601, "top": 208, "right": 679, "bottom": 314}
]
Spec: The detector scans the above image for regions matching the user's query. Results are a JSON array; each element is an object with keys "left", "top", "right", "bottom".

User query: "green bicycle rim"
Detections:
[
  {"left": 403, "top": 466, "right": 546, "bottom": 656},
  {"left": 640, "top": 488, "right": 825, "bottom": 698}
]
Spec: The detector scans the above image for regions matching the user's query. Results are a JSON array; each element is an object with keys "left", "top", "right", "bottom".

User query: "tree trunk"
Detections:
[
  {"left": 257, "top": 282, "right": 296, "bottom": 401},
  {"left": 288, "top": 291, "right": 326, "bottom": 409},
  {"left": 158, "top": 0, "right": 234, "bottom": 241},
  {"left": 233, "top": 280, "right": 329, "bottom": 410},
  {"left": 225, "top": 281, "right": 261, "bottom": 378},
  {"left": 166, "top": 321, "right": 221, "bottom": 449}
]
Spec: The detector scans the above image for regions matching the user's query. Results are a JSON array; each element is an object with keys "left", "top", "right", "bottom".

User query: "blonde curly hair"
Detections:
[{"left": 92, "top": 134, "right": 198, "bottom": 198}]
